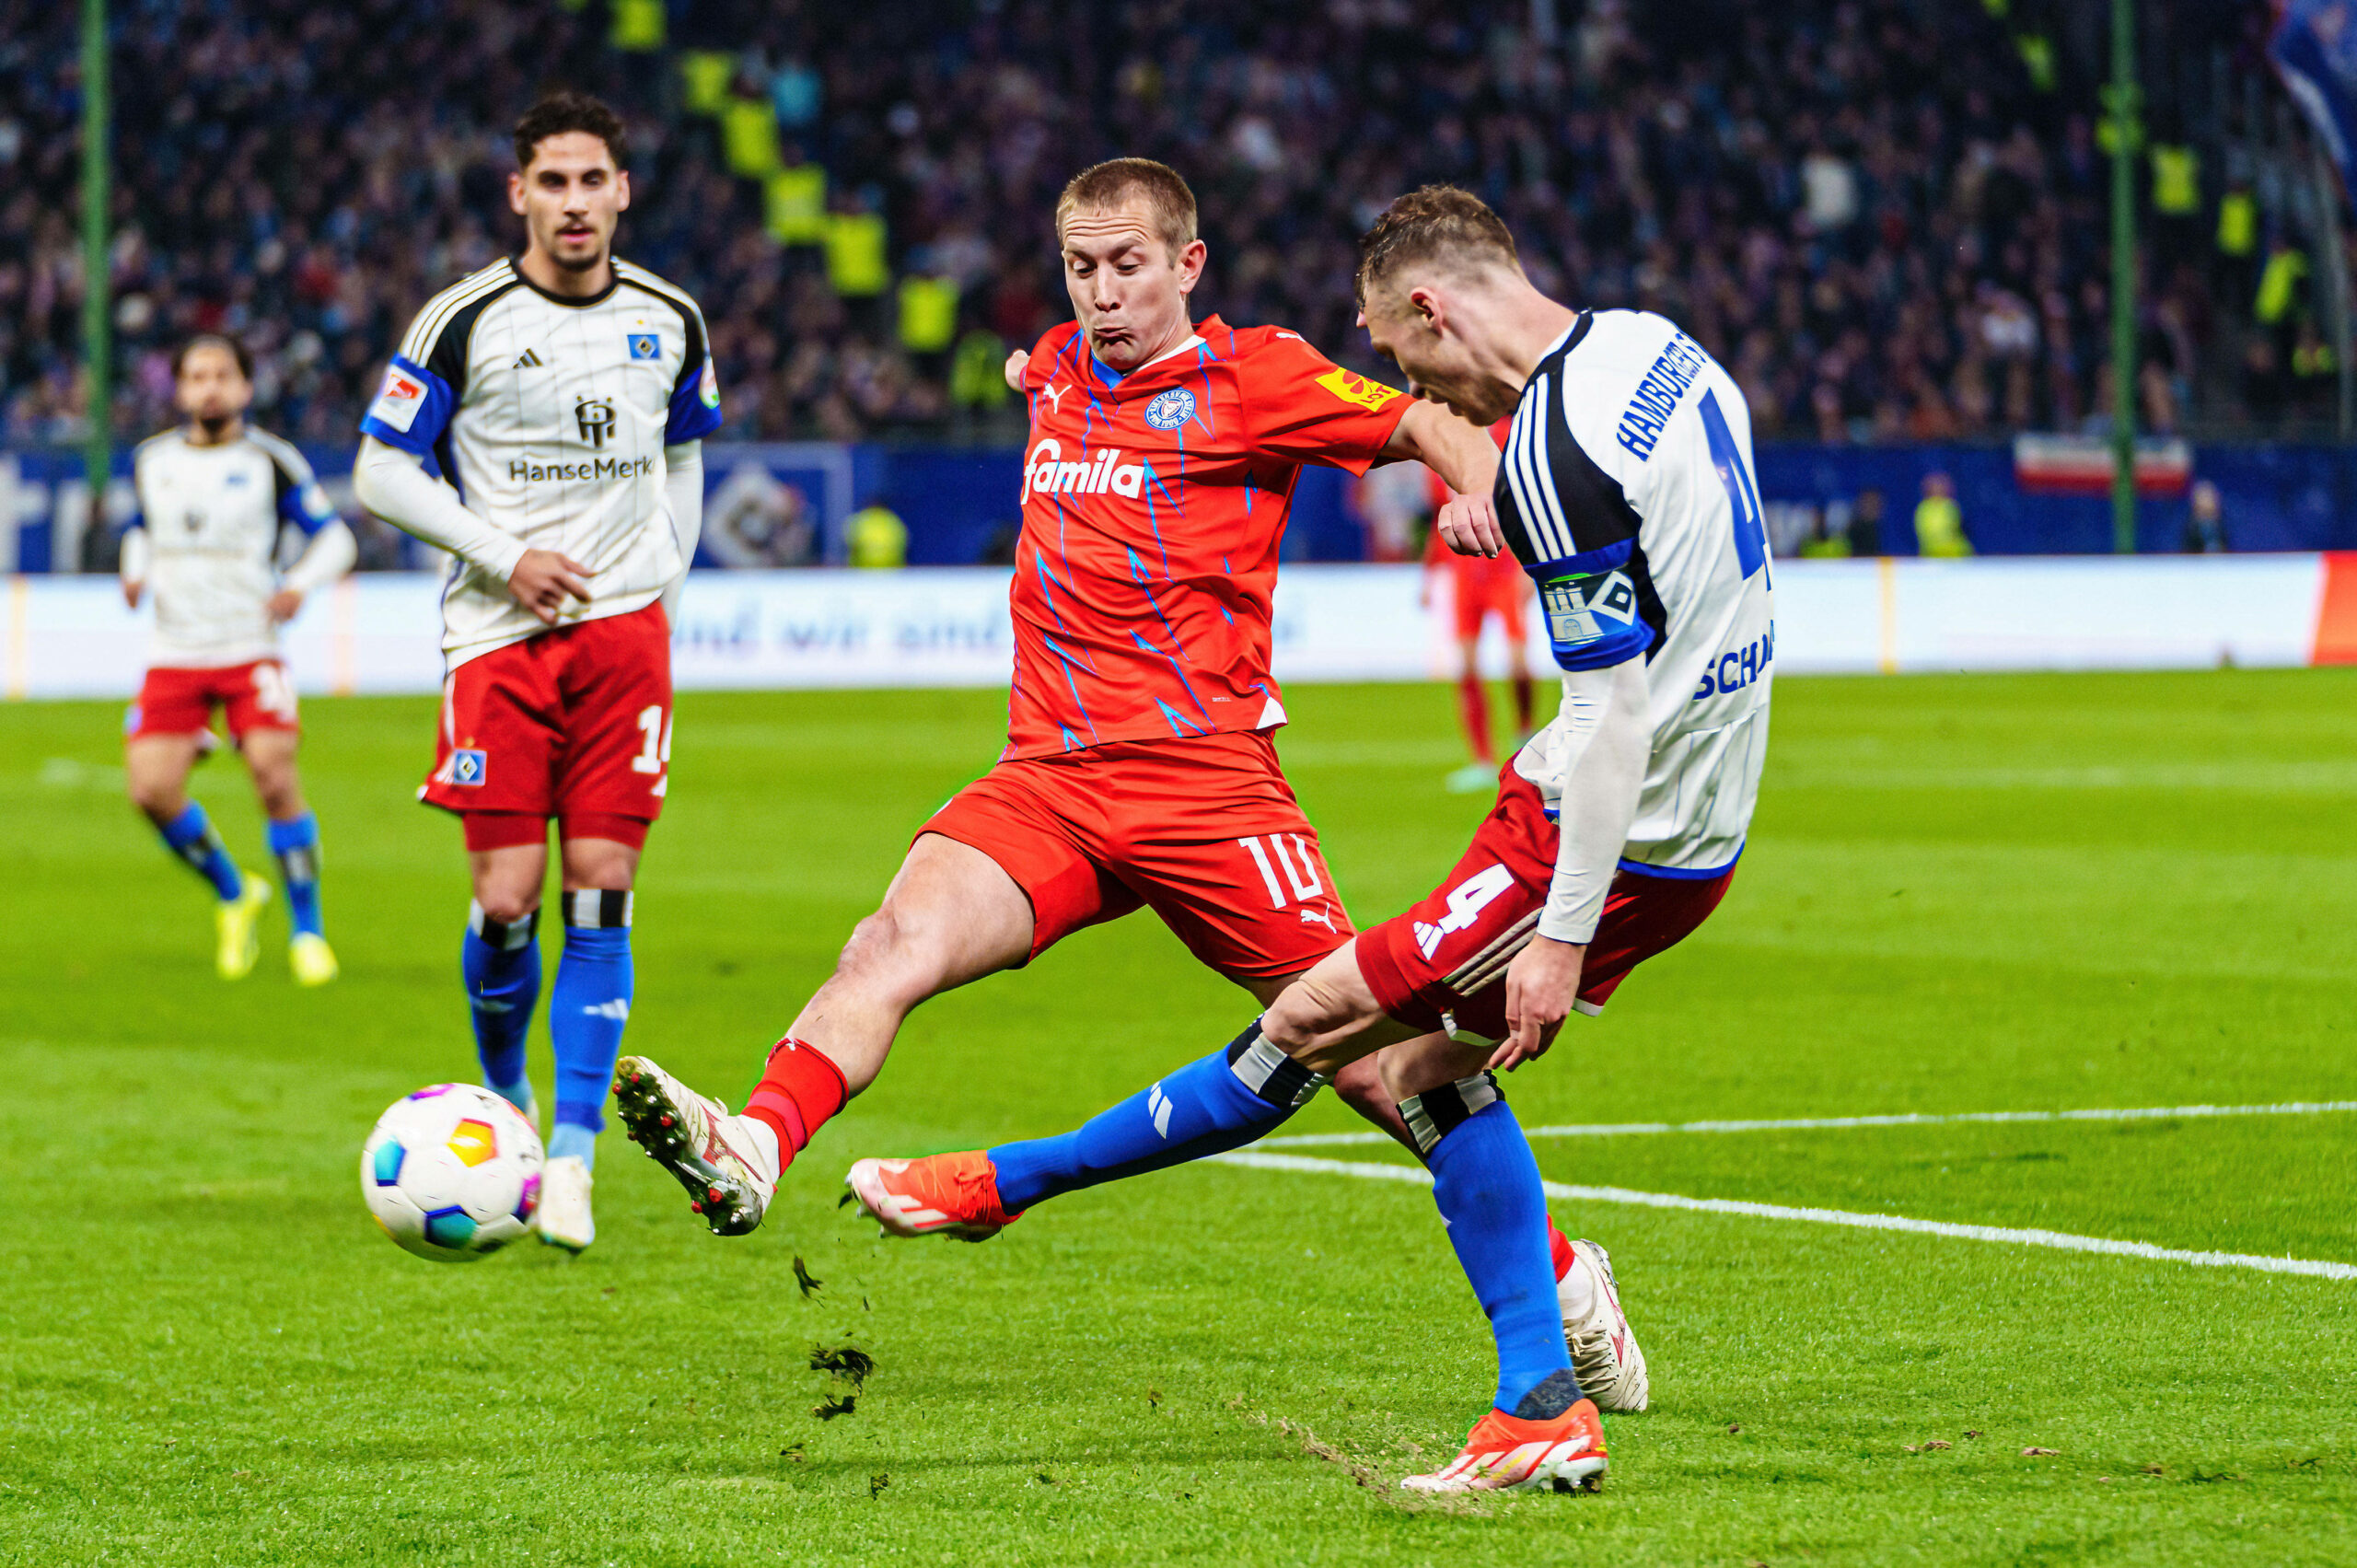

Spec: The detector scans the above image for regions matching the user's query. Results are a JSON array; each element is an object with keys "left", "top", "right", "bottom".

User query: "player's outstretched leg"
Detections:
[
  {"left": 127, "top": 734, "right": 267, "bottom": 979},
  {"left": 845, "top": 1018, "right": 1323, "bottom": 1239}
]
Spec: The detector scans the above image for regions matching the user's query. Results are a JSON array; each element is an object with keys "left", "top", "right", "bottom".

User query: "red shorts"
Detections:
[
  {"left": 1448, "top": 560, "right": 1529, "bottom": 642},
  {"left": 126, "top": 659, "right": 299, "bottom": 741},
  {"left": 1357, "top": 767, "right": 1734, "bottom": 1041},
  {"left": 421, "top": 604, "right": 671, "bottom": 849},
  {"left": 922, "top": 729, "right": 1353, "bottom": 981}
]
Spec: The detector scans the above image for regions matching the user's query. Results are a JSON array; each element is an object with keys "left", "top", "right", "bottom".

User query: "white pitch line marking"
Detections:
[
  {"left": 1251, "top": 1098, "right": 2357, "bottom": 1149},
  {"left": 1209, "top": 1150, "right": 2357, "bottom": 1282}
]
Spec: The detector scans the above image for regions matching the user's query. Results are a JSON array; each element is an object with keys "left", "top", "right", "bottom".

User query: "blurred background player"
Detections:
[
  {"left": 120, "top": 332, "right": 355, "bottom": 984},
  {"left": 351, "top": 92, "right": 719, "bottom": 1254},
  {"left": 840, "top": 186, "right": 1776, "bottom": 1490},
  {"left": 1421, "top": 425, "right": 1535, "bottom": 794},
  {"left": 609, "top": 157, "right": 1506, "bottom": 1237}
]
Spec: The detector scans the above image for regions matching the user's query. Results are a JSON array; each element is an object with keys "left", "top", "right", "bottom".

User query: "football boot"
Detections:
[
  {"left": 1556, "top": 1234, "right": 1651, "bottom": 1412},
  {"left": 845, "top": 1151, "right": 1022, "bottom": 1242},
  {"left": 611, "top": 1056, "right": 780, "bottom": 1236}
]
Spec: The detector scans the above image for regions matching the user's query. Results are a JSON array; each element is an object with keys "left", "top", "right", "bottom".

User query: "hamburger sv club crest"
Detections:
[{"left": 1143, "top": 388, "right": 1197, "bottom": 430}]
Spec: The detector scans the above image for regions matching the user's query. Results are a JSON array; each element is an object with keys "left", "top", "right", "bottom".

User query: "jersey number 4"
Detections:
[
  {"left": 630, "top": 703, "right": 672, "bottom": 796},
  {"left": 1414, "top": 863, "right": 1515, "bottom": 960},
  {"left": 1699, "top": 389, "right": 1769, "bottom": 583}
]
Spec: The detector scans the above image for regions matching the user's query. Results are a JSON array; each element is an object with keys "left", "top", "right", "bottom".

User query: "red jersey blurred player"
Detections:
[
  {"left": 1421, "top": 420, "right": 1535, "bottom": 792},
  {"left": 614, "top": 158, "right": 1505, "bottom": 1234}
]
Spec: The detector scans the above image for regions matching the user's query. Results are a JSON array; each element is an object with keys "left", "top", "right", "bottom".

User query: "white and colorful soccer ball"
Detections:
[{"left": 360, "top": 1085, "right": 543, "bottom": 1262}]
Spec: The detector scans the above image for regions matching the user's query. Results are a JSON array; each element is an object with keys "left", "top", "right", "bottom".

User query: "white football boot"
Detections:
[
  {"left": 611, "top": 1056, "right": 781, "bottom": 1236},
  {"left": 538, "top": 1156, "right": 595, "bottom": 1253},
  {"left": 1561, "top": 1237, "right": 1650, "bottom": 1412}
]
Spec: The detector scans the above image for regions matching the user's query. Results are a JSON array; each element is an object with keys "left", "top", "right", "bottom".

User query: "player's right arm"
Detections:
[{"left": 353, "top": 437, "right": 590, "bottom": 625}]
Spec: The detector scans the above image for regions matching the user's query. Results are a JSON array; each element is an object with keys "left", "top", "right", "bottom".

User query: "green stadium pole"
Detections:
[
  {"left": 79, "top": 0, "right": 110, "bottom": 569},
  {"left": 2106, "top": 0, "right": 2140, "bottom": 554}
]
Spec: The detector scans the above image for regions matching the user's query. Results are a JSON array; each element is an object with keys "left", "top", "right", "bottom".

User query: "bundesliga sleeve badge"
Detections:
[{"left": 367, "top": 366, "right": 428, "bottom": 432}]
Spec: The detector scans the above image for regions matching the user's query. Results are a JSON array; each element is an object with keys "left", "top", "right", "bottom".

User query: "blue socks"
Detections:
[
  {"left": 266, "top": 813, "right": 324, "bottom": 937},
  {"left": 990, "top": 1022, "right": 1323, "bottom": 1212},
  {"left": 464, "top": 902, "right": 540, "bottom": 1110},
  {"left": 1402, "top": 1074, "right": 1575, "bottom": 1413},
  {"left": 548, "top": 890, "right": 633, "bottom": 1170},
  {"left": 158, "top": 802, "right": 242, "bottom": 901}
]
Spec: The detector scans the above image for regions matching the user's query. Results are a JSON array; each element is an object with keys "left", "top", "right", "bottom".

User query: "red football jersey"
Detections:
[{"left": 1005, "top": 316, "right": 1410, "bottom": 759}]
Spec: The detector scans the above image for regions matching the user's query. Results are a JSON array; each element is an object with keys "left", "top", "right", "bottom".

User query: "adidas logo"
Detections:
[
  {"left": 515, "top": 348, "right": 544, "bottom": 367},
  {"left": 1147, "top": 1083, "right": 1172, "bottom": 1139},
  {"left": 583, "top": 998, "right": 630, "bottom": 1021}
]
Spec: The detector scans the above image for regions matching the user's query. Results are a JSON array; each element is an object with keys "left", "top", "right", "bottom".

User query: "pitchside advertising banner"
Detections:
[{"left": 6, "top": 556, "right": 2354, "bottom": 702}]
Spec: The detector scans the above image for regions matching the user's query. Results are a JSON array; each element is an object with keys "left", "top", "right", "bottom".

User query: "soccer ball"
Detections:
[{"left": 360, "top": 1085, "right": 543, "bottom": 1262}]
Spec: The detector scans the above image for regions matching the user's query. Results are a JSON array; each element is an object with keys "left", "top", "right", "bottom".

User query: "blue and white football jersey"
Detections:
[
  {"left": 127, "top": 426, "right": 346, "bottom": 668},
  {"left": 359, "top": 257, "right": 723, "bottom": 667},
  {"left": 1496, "top": 309, "right": 1773, "bottom": 877}
]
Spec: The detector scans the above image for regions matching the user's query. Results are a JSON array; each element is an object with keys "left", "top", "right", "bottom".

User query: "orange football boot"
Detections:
[
  {"left": 1401, "top": 1393, "right": 1608, "bottom": 1494},
  {"left": 845, "top": 1151, "right": 1023, "bottom": 1242}
]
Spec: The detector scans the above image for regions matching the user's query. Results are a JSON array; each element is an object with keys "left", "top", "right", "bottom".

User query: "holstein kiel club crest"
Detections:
[{"left": 1143, "top": 388, "right": 1197, "bottom": 430}]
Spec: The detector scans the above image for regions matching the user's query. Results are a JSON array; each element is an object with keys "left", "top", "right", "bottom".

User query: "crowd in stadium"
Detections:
[{"left": 0, "top": 0, "right": 2315, "bottom": 448}]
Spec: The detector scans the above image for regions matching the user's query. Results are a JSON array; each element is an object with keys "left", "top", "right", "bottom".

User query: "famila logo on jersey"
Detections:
[
  {"left": 575, "top": 395, "right": 617, "bottom": 448},
  {"left": 1143, "top": 388, "right": 1197, "bottom": 430},
  {"left": 1025, "top": 438, "right": 1146, "bottom": 500}
]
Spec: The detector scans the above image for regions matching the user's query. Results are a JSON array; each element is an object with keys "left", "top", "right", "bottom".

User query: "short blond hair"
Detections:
[
  {"left": 1054, "top": 157, "right": 1198, "bottom": 258},
  {"left": 1355, "top": 185, "right": 1521, "bottom": 307}
]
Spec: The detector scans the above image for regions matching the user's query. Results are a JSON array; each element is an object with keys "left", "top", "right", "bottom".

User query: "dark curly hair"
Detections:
[{"left": 513, "top": 91, "right": 629, "bottom": 171}]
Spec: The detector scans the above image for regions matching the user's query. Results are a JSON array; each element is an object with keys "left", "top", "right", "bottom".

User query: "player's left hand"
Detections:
[
  {"left": 1437, "top": 493, "right": 1504, "bottom": 559},
  {"left": 1494, "top": 935, "right": 1585, "bottom": 1071},
  {"left": 266, "top": 588, "right": 305, "bottom": 623}
]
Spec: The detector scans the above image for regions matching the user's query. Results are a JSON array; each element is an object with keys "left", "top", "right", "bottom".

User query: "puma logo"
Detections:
[
  {"left": 1040, "top": 382, "right": 1069, "bottom": 413},
  {"left": 1298, "top": 908, "right": 1337, "bottom": 930}
]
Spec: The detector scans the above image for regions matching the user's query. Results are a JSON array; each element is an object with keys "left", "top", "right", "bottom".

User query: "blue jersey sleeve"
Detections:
[
  {"left": 357, "top": 354, "right": 455, "bottom": 456},
  {"left": 666, "top": 353, "right": 724, "bottom": 444},
  {"left": 266, "top": 445, "right": 340, "bottom": 536}
]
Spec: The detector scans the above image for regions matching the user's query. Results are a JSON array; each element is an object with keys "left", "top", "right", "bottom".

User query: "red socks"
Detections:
[
  {"left": 745, "top": 1037, "right": 848, "bottom": 1165},
  {"left": 1549, "top": 1216, "right": 1574, "bottom": 1281},
  {"left": 1457, "top": 672, "right": 1494, "bottom": 763}
]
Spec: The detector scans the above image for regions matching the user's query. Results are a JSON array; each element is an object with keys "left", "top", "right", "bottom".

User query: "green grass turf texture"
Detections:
[{"left": 2, "top": 669, "right": 2352, "bottom": 1566}]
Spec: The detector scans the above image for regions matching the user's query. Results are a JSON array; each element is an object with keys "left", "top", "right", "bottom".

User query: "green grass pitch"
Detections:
[{"left": 2, "top": 669, "right": 2353, "bottom": 1565}]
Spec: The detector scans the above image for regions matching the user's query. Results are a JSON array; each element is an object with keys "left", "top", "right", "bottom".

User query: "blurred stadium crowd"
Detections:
[{"left": 0, "top": 0, "right": 2322, "bottom": 447}]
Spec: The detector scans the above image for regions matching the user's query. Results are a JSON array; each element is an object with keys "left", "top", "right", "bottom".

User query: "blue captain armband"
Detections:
[{"left": 1527, "top": 540, "right": 1650, "bottom": 671}]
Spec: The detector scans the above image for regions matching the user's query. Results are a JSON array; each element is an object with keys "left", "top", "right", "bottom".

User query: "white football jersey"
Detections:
[
  {"left": 360, "top": 257, "right": 723, "bottom": 668},
  {"left": 127, "top": 426, "right": 348, "bottom": 668},
  {"left": 1499, "top": 309, "right": 1774, "bottom": 877}
]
